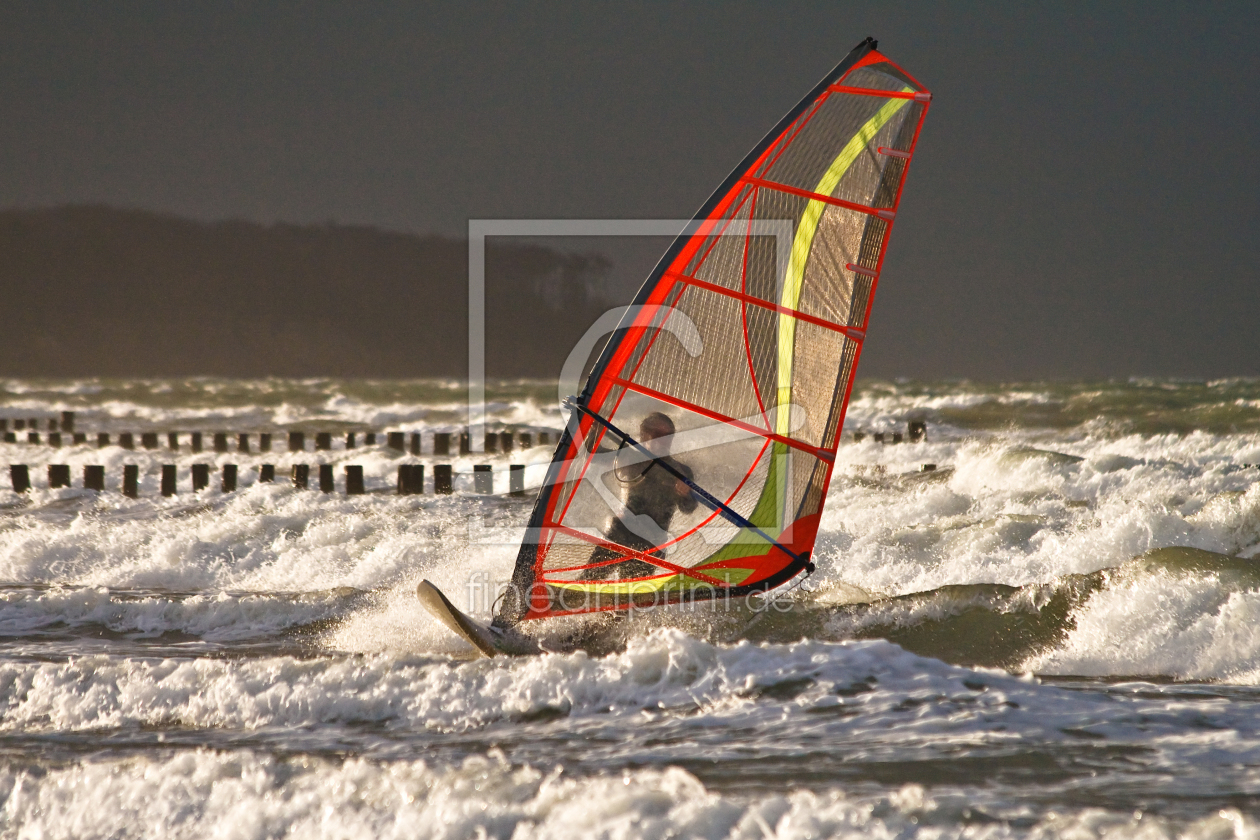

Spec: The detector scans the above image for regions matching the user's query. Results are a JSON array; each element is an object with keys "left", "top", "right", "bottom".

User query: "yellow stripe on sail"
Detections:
[{"left": 774, "top": 90, "right": 913, "bottom": 437}]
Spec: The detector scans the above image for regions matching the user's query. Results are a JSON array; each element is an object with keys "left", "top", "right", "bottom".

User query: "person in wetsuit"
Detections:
[{"left": 584, "top": 411, "right": 697, "bottom": 579}]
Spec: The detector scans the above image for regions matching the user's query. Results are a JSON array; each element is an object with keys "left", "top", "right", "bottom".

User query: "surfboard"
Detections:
[{"left": 416, "top": 580, "right": 541, "bottom": 657}]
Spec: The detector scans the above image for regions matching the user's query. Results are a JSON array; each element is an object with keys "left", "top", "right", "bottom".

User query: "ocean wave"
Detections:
[
  {"left": 4, "top": 748, "right": 1253, "bottom": 840},
  {"left": 1026, "top": 548, "right": 1260, "bottom": 680},
  {"left": 753, "top": 547, "right": 1260, "bottom": 680},
  {"left": 0, "top": 586, "right": 359, "bottom": 642},
  {"left": 0, "top": 378, "right": 563, "bottom": 432},
  {"left": 0, "top": 631, "right": 1062, "bottom": 734}
]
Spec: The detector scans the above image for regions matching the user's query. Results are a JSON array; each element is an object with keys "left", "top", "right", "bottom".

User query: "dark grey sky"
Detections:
[{"left": 2, "top": 2, "right": 1257, "bottom": 379}]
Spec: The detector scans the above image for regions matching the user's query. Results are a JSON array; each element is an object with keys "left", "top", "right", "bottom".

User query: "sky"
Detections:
[{"left": 1, "top": 1, "right": 1257, "bottom": 379}]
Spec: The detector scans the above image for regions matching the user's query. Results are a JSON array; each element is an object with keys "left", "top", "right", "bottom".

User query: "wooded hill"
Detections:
[{"left": 0, "top": 206, "right": 614, "bottom": 378}]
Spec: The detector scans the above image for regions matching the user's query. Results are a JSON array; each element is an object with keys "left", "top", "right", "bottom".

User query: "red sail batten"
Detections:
[
  {"left": 611, "top": 377, "right": 835, "bottom": 462},
  {"left": 741, "top": 176, "right": 898, "bottom": 218},
  {"left": 826, "top": 84, "right": 931, "bottom": 101},
  {"left": 665, "top": 270, "right": 864, "bottom": 340}
]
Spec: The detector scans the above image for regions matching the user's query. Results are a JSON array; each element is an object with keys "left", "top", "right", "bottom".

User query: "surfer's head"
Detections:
[{"left": 640, "top": 412, "right": 674, "bottom": 455}]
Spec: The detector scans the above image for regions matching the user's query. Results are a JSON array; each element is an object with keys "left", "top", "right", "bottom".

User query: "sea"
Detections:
[{"left": 3, "top": 377, "right": 1260, "bottom": 838}]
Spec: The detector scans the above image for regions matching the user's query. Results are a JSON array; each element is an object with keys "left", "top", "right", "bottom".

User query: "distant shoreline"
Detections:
[{"left": 0, "top": 205, "right": 613, "bottom": 379}]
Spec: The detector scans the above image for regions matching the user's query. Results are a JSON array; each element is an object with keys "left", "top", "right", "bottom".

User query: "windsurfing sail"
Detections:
[{"left": 496, "top": 37, "right": 931, "bottom": 625}]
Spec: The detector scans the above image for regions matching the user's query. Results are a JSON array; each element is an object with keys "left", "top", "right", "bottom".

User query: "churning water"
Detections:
[{"left": 4, "top": 377, "right": 1260, "bottom": 838}]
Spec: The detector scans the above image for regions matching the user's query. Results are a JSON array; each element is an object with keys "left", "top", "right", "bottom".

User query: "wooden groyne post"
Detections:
[
  {"left": 48, "top": 464, "right": 70, "bottom": 488},
  {"left": 123, "top": 465, "right": 139, "bottom": 498},
  {"left": 84, "top": 465, "right": 105, "bottom": 491},
  {"left": 434, "top": 464, "right": 453, "bottom": 495},
  {"left": 10, "top": 465, "right": 30, "bottom": 493},
  {"left": 345, "top": 465, "right": 365, "bottom": 495},
  {"left": 397, "top": 464, "right": 424, "bottom": 495}
]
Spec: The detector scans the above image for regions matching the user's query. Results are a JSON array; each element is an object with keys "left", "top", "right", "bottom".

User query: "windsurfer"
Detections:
[{"left": 583, "top": 412, "right": 697, "bottom": 579}]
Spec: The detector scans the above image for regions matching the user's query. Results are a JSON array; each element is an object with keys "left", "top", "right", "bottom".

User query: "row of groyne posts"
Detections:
[
  {"left": 854, "top": 420, "right": 937, "bottom": 472},
  {"left": 854, "top": 421, "right": 927, "bottom": 446},
  {"left": 4, "top": 413, "right": 934, "bottom": 496},
  {"left": 3, "top": 411, "right": 557, "bottom": 498}
]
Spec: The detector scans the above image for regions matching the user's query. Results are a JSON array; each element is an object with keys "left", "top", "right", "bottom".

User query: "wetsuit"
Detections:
[{"left": 585, "top": 456, "right": 698, "bottom": 579}]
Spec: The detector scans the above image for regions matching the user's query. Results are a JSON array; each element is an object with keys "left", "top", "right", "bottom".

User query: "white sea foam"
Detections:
[
  {"left": 0, "top": 479, "right": 506, "bottom": 594},
  {"left": 818, "top": 436, "right": 1260, "bottom": 594},
  {"left": 5, "top": 380, "right": 1260, "bottom": 681},
  {"left": 1027, "top": 574, "right": 1260, "bottom": 681},
  {"left": 11, "top": 627, "right": 1260, "bottom": 767},
  {"left": 2, "top": 748, "right": 1256, "bottom": 840},
  {"left": 0, "top": 633, "right": 1031, "bottom": 733}
]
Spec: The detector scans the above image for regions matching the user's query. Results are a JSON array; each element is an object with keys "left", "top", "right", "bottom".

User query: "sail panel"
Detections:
[
  {"left": 684, "top": 186, "right": 756, "bottom": 285},
  {"left": 831, "top": 104, "right": 925, "bottom": 209},
  {"left": 796, "top": 204, "right": 865, "bottom": 324},
  {"left": 629, "top": 284, "right": 768, "bottom": 425},
  {"left": 759, "top": 93, "right": 913, "bottom": 197},
  {"left": 496, "top": 39, "right": 931, "bottom": 624},
  {"left": 788, "top": 321, "right": 857, "bottom": 447}
]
